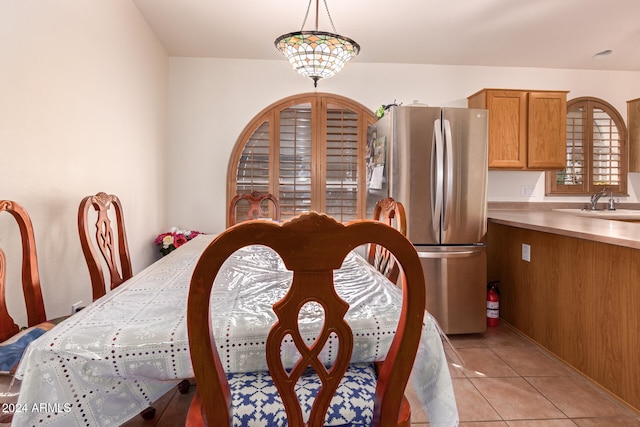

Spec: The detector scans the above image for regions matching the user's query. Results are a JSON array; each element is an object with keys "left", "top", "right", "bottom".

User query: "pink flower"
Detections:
[
  {"left": 154, "top": 232, "right": 171, "bottom": 245},
  {"left": 173, "top": 234, "right": 188, "bottom": 248}
]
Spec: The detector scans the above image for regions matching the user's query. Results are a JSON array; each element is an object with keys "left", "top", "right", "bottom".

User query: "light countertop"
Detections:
[{"left": 488, "top": 209, "right": 640, "bottom": 250}]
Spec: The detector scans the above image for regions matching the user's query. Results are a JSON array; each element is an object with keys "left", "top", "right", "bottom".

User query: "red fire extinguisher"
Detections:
[{"left": 487, "top": 281, "right": 500, "bottom": 327}]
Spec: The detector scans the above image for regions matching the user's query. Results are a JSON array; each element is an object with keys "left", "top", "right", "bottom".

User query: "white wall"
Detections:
[
  {"left": 4, "top": 2, "right": 640, "bottom": 324},
  {"left": 168, "top": 58, "right": 640, "bottom": 233},
  {"left": 0, "top": 1, "right": 168, "bottom": 323}
]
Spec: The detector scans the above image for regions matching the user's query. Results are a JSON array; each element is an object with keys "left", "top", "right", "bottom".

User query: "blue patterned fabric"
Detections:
[
  {"left": 0, "top": 326, "right": 49, "bottom": 372},
  {"left": 226, "top": 363, "right": 377, "bottom": 427}
]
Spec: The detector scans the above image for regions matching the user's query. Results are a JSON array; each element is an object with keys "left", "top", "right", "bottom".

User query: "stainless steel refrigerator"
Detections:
[{"left": 366, "top": 104, "right": 488, "bottom": 334}]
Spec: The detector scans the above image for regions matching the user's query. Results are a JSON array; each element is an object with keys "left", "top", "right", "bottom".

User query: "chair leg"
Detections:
[
  {"left": 177, "top": 379, "right": 191, "bottom": 394},
  {"left": 136, "top": 380, "right": 189, "bottom": 420},
  {"left": 140, "top": 406, "right": 156, "bottom": 420}
]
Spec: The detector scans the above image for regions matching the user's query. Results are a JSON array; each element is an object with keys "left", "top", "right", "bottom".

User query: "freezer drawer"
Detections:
[{"left": 418, "top": 246, "right": 487, "bottom": 334}]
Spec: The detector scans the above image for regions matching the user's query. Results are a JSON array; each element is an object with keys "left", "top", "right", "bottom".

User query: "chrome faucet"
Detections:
[
  {"left": 589, "top": 188, "right": 608, "bottom": 210},
  {"left": 607, "top": 188, "right": 616, "bottom": 211}
]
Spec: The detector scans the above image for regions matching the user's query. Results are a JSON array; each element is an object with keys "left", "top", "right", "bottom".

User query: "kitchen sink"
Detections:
[{"left": 552, "top": 208, "right": 640, "bottom": 220}]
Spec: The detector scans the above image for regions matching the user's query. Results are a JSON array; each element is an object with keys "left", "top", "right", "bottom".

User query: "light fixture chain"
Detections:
[
  {"left": 322, "top": 0, "right": 338, "bottom": 33},
  {"left": 300, "top": 0, "right": 313, "bottom": 31}
]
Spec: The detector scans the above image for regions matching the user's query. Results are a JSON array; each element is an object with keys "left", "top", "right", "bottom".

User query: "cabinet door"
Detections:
[
  {"left": 485, "top": 90, "right": 527, "bottom": 169},
  {"left": 628, "top": 98, "right": 640, "bottom": 172},
  {"left": 527, "top": 91, "right": 567, "bottom": 169}
]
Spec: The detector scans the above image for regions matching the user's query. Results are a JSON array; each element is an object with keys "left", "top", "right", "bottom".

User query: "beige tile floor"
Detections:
[
  {"left": 7, "top": 322, "right": 639, "bottom": 426},
  {"left": 407, "top": 323, "right": 640, "bottom": 426}
]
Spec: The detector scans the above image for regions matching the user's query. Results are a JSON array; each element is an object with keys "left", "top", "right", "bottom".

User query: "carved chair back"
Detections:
[
  {"left": 228, "top": 191, "right": 281, "bottom": 226},
  {"left": 77, "top": 192, "right": 132, "bottom": 301},
  {"left": 367, "top": 198, "right": 407, "bottom": 284},
  {"left": 186, "top": 212, "right": 425, "bottom": 427},
  {"left": 0, "top": 200, "right": 47, "bottom": 343}
]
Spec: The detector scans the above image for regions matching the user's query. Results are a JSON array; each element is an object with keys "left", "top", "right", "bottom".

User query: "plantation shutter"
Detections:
[
  {"left": 546, "top": 97, "right": 627, "bottom": 196},
  {"left": 324, "top": 103, "right": 360, "bottom": 221},
  {"left": 278, "top": 104, "right": 313, "bottom": 218},
  {"left": 592, "top": 106, "right": 623, "bottom": 188},
  {"left": 229, "top": 93, "right": 376, "bottom": 226},
  {"left": 553, "top": 105, "right": 587, "bottom": 192},
  {"left": 237, "top": 120, "right": 271, "bottom": 194}
]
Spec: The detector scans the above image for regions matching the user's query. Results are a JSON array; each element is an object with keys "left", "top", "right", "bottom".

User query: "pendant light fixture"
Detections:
[{"left": 274, "top": 0, "right": 360, "bottom": 87}]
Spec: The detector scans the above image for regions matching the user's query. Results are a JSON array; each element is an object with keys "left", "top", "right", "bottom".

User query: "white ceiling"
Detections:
[{"left": 132, "top": 0, "right": 640, "bottom": 72}]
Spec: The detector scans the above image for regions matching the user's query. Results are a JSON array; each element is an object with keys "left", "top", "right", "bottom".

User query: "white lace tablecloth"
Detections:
[{"left": 12, "top": 235, "right": 458, "bottom": 426}]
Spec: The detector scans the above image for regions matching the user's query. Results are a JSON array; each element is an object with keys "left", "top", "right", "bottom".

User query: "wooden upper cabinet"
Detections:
[
  {"left": 628, "top": 98, "right": 640, "bottom": 172},
  {"left": 527, "top": 91, "right": 567, "bottom": 169},
  {"left": 468, "top": 89, "right": 568, "bottom": 170},
  {"left": 468, "top": 90, "right": 527, "bottom": 168}
]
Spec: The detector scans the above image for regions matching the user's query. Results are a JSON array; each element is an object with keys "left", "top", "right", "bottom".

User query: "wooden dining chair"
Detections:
[
  {"left": 367, "top": 197, "right": 407, "bottom": 285},
  {"left": 186, "top": 211, "right": 426, "bottom": 427},
  {"left": 0, "top": 200, "right": 58, "bottom": 423},
  {"left": 77, "top": 192, "right": 133, "bottom": 301},
  {"left": 77, "top": 192, "right": 189, "bottom": 420},
  {"left": 227, "top": 191, "right": 280, "bottom": 226}
]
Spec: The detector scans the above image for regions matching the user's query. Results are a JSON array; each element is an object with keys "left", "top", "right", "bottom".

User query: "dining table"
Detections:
[{"left": 10, "top": 234, "right": 459, "bottom": 426}]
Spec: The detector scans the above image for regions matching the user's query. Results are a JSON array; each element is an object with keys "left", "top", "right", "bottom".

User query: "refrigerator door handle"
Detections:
[
  {"left": 442, "top": 119, "right": 454, "bottom": 237},
  {"left": 433, "top": 119, "right": 444, "bottom": 238},
  {"left": 418, "top": 250, "right": 480, "bottom": 258}
]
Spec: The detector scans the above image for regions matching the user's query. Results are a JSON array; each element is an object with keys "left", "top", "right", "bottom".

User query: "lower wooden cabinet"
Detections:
[{"left": 488, "top": 222, "right": 640, "bottom": 412}]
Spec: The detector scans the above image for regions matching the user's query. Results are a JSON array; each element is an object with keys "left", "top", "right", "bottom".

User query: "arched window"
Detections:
[
  {"left": 546, "top": 97, "right": 627, "bottom": 196},
  {"left": 226, "top": 93, "right": 376, "bottom": 225}
]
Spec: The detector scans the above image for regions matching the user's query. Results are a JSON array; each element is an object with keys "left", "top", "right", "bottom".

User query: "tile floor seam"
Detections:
[
  {"left": 469, "top": 376, "right": 568, "bottom": 422},
  {"left": 464, "top": 374, "right": 506, "bottom": 422},
  {"left": 520, "top": 375, "right": 574, "bottom": 420}
]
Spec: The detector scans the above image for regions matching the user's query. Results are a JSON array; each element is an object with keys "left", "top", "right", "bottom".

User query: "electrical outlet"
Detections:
[
  {"left": 520, "top": 185, "right": 535, "bottom": 197},
  {"left": 71, "top": 301, "right": 84, "bottom": 315},
  {"left": 521, "top": 243, "right": 531, "bottom": 262}
]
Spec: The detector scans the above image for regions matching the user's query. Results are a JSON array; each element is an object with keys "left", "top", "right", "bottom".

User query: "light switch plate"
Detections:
[{"left": 522, "top": 243, "right": 531, "bottom": 262}]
